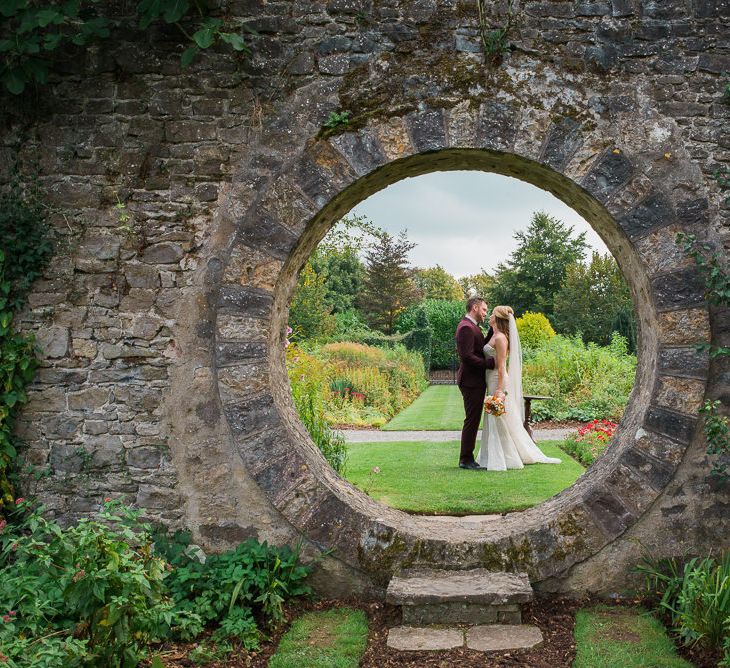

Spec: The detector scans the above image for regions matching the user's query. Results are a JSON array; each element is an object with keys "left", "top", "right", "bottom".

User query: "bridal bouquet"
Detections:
[{"left": 484, "top": 394, "right": 506, "bottom": 416}]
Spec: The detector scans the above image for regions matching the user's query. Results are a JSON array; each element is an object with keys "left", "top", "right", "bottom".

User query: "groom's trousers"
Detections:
[{"left": 459, "top": 384, "right": 486, "bottom": 463}]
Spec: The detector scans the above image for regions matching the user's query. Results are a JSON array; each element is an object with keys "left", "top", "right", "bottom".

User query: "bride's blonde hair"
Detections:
[{"left": 492, "top": 305, "right": 513, "bottom": 340}]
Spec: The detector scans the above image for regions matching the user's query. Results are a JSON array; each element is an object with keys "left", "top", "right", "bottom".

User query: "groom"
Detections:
[{"left": 455, "top": 297, "right": 495, "bottom": 469}]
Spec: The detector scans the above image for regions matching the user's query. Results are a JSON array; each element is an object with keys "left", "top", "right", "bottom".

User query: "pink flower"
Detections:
[
  {"left": 104, "top": 497, "right": 112, "bottom": 503},
  {"left": 1, "top": 616, "right": 9, "bottom": 623},
  {"left": 14, "top": 498, "right": 24, "bottom": 505},
  {"left": 286, "top": 326, "right": 293, "bottom": 335},
  {"left": 0, "top": 519, "right": 6, "bottom": 533}
]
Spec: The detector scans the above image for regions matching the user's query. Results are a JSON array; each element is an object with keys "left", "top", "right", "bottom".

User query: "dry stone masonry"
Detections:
[{"left": 2, "top": 0, "right": 729, "bottom": 598}]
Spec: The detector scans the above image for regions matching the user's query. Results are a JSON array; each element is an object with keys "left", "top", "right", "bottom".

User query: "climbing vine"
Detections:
[
  {"left": 0, "top": 0, "right": 257, "bottom": 94},
  {"left": 0, "top": 170, "right": 52, "bottom": 512},
  {"left": 476, "top": 0, "right": 514, "bottom": 64},
  {"left": 676, "top": 231, "right": 730, "bottom": 479}
]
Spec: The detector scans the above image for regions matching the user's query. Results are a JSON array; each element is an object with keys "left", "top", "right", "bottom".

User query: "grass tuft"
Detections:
[
  {"left": 344, "top": 439, "right": 583, "bottom": 514},
  {"left": 573, "top": 605, "right": 693, "bottom": 668},
  {"left": 269, "top": 608, "right": 369, "bottom": 668}
]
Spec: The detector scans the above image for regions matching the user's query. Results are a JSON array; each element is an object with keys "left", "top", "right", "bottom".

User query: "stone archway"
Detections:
[{"left": 214, "top": 105, "right": 712, "bottom": 589}]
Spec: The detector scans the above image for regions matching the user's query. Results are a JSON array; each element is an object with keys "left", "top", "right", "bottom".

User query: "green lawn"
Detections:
[
  {"left": 344, "top": 440, "right": 583, "bottom": 514},
  {"left": 269, "top": 608, "right": 369, "bottom": 668},
  {"left": 383, "top": 385, "right": 479, "bottom": 431},
  {"left": 574, "top": 606, "right": 692, "bottom": 668}
]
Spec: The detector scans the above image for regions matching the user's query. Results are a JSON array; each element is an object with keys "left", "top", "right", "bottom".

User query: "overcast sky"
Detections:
[{"left": 349, "top": 171, "right": 610, "bottom": 278}]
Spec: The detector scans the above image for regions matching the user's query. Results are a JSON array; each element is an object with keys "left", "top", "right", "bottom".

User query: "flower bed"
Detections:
[{"left": 561, "top": 419, "right": 617, "bottom": 466}]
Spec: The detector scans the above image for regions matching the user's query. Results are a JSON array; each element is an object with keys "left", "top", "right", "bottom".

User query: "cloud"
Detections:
[{"left": 350, "top": 171, "right": 609, "bottom": 277}]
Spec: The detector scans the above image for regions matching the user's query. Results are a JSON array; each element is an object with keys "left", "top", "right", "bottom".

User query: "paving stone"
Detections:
[
  {"left": 387, "top": 569, "right": 533, "bottom": 606},
  {"left": 387, "top": 626, "right": 464, "bottom": 651},
  {"left": 466, "top": 624, "right": 544, "bottom": 651}
]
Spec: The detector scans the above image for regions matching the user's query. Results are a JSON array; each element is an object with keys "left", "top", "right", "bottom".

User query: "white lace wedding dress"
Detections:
[{"left": 476, "top": 320, "right": 561, "bottom": 471}]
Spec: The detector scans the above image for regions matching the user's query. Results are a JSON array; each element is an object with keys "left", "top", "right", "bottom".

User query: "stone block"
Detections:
[
  {"left": 644, "top": 406, "right": 698, "bottom": 443},
  {"left": 140, "top": 242, "right": 184, "bottom": 264},
  {"left": 88, "top": 435, "right": 124, "bottom": 468},
  {"left": 165, "top": 121, "right": 217, "bottom": 143},
  {"left": 218, "top": 286, "right": 273, "bottom": 317},
  {"left": 658, "top": 346, "right": 710, "bottom": 378},
  {"left": 616, "top": 192, "right": 675, "bottom": 240},
  {"left": 635, "top": 224, "right": 695, "bottom": 275},
  {"left": 330, "top": 129, "right": 387, "bottom": 177},
  {"left": 67, "top": 387, "right": 111, "bottom": 412},
  {"left": 73, "top": 338, "right": 98, "bottom": 359},
  {"left": 136, "top": 485, "right": 182, "bottom": 510},
  {"left": 581, "top": 150, "right": 634, "bottom": 204},
  {"left": 372, "top": 117, "right": 414, "bottom": 161},
  {"left": 387, "top": 626, "right": 464, "bottom": 651},
  {"left": 50, "top": 443, "right": 86, "bottom": 474},
  {"left": 402, "top": 601, "right": 501, "bottom": 625},
  {"left": 288, "top": 51, "right": 315, "bottom": 75},
  {"left": 405, "top": 108, "right": 446, "bottom": 153},
  {"left": 318, "top": 54, "right": 350, "bottom": 75},
  {"left": 651, "top": 267, "right": 706, "bottom": 311},
  {"left": 583, "top": 487, "right": 636, "bottom": 537},
  {"left": 127, "top": 446, "right": 163, "bottom": 469},
  {"left": 75, "top": 233, "right": 120, "bottom": 273},
  {"left": 466, "top": 624, "right": 543, "bottom": 651},
  {"left": 654, "top": 375, "right": 705, "bottom": 414},
  {"left": 36, "top": 326, "right": 70, "bottom": 358},
  {"left": 218, "top": 363, "right": 269, "bottom": 402},
  {"left": 223, "top": 393, "right": 280, "bottom": 437},
  {"left": 291, "top": 141, "right": 357, "bottom": 209},
  {"left": 477, "top": 101, "right": 518, "bottom": 152},
  {"left": 215, "top": 341, "right": 268, "bottom": 366},
  {"left": 238, "top": 214, "right": 299, "bottom": 262},
  {"left": 540, "top": 117, "right": 583, "bottom": 170},
  {"left": 387, "top": 569, "right": 533, "bottom": 606},
  {"left": 44, "top": 415, "right": 81, "bottom": 439}
]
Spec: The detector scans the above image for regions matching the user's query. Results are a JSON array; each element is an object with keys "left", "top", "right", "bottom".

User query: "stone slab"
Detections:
[
  {"left": 402, "top": 602, "right": 521, "bottom": 625},
  {"left": 466, "top": 624, "right": 544, "bottom": 651},
  {"left": 387, "top": 569, "right": 533, "bottom": 606},
  {"left": 387, "top": 626, "right": 464, "bottom": 651}
]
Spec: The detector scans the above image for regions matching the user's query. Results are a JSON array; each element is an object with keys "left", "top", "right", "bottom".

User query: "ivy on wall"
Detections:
[
  {"left": 0, "top": 0, "right": 257, "bottom": 94},
  {"left": 0, "top": 171, "right": 52, "bottom": 512},
  {"left": 677, "top": 230, "right": 730, "bottom": 480}
]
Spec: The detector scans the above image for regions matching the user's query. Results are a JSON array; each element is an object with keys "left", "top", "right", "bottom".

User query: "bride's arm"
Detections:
[{"left": 494, "top": 335, "right": 508, "bottom": 399}]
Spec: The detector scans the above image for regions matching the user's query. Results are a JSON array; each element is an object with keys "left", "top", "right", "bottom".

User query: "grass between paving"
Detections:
[
  {"left": 573, "top": 605, "right": 693, "bottom": 668},
  {"left": 268, "top": 608, "right": 369, "bottom": 668},
  {"left": 344, "top": 440, "right": 583, "bottom": 514},
  {"left": 382, "top": 385, "right": 476, "bottom": 431}
]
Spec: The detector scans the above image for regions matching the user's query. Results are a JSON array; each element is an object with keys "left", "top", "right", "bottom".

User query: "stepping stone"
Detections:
[
  {"left": 466, "top": 624, "right": 544, "bottom": 651},
  {"left": 386, "top": 568, "right": 533, "bottom": 625},
  {"left": 387, "top": 625, "right": 464, "bottom": 651}
]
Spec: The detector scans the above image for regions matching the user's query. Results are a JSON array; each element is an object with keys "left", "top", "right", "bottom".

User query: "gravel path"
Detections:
[{"left": 341, "top": 428, "right": 576, "bottom": 443}]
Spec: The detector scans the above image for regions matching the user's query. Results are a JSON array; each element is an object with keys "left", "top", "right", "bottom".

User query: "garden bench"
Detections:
[{"left": 523, "top": 394, "right": 552, "bottom": 441}]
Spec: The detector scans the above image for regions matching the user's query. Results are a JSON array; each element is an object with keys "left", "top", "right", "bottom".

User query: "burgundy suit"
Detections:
[{"left": 455, "top": 317, "right": 495, "bottom": 464}]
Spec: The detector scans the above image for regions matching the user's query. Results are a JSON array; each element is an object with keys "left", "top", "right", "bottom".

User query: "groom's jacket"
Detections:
[{"left": 455, "top": 318, "right": 495, "bottom": 389}]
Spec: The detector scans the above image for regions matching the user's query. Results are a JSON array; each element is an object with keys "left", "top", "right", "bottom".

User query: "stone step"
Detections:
[
  {"left": 386, "top": 624, "right": 544, "bottom": 652},
  {"left": 386, "top": 569, "right": 533, "bottom": 625}
]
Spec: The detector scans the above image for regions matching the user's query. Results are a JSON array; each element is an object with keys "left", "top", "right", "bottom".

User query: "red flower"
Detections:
[{"left": 14, "top": 498, "right": 24, "bottom": 505}]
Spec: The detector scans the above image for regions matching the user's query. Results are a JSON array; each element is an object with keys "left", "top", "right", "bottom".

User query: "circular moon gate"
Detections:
[{"left": 214, "top": 108, "right": 711, "bottom": 589}]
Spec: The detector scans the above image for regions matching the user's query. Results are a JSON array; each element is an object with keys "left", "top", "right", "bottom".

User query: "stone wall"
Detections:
[{"left": 2, "top": 0, "right": 729, "bottom": 597}]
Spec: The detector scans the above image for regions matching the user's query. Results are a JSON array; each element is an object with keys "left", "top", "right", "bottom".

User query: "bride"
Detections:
[{"left": 476, "top": 305, "right": 561, "bottom": 470}]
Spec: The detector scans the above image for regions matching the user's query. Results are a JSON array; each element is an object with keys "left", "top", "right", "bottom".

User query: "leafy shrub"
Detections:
[
  {"left": 0, "top": 173, "right": 53, "bottom": 512},
  {"left": 515, "top": 311, "right": 555, "bottom": 350},
  {"left": 160, "top": 534, "right": 312, "bottom": 645},
  {"left": 561, "top": 419, "right": 617, "bottom": 466},
  {"left": 286, "top": 345, "right": 348, "bottom": 472},
  {"left": 0, "top": 499, "right": 177, "bottom": 668},
  {"left": 638, "top": 551, "right": 730, "bottom": 661},
  {"left": 318, "top": 342, "right": 427, "bottom": 425},
  {"left": 395, "top": 299, "right": 464, "bottom": 369},
  {"left": 523, "top": 333, "right": 636, "bottom": 422}
]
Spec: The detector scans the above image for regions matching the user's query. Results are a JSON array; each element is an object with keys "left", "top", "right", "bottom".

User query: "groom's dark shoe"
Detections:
[{"left": 459, "top": 460, "right": 481, "bottom": 470}]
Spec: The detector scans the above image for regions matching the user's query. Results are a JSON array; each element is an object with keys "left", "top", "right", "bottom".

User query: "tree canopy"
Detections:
[
  {"left": 489, "top": 211, "right": 587, "bottom": 318},
  {"left": 414, "top": 265, "right": 464, "bottom": 301}
]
